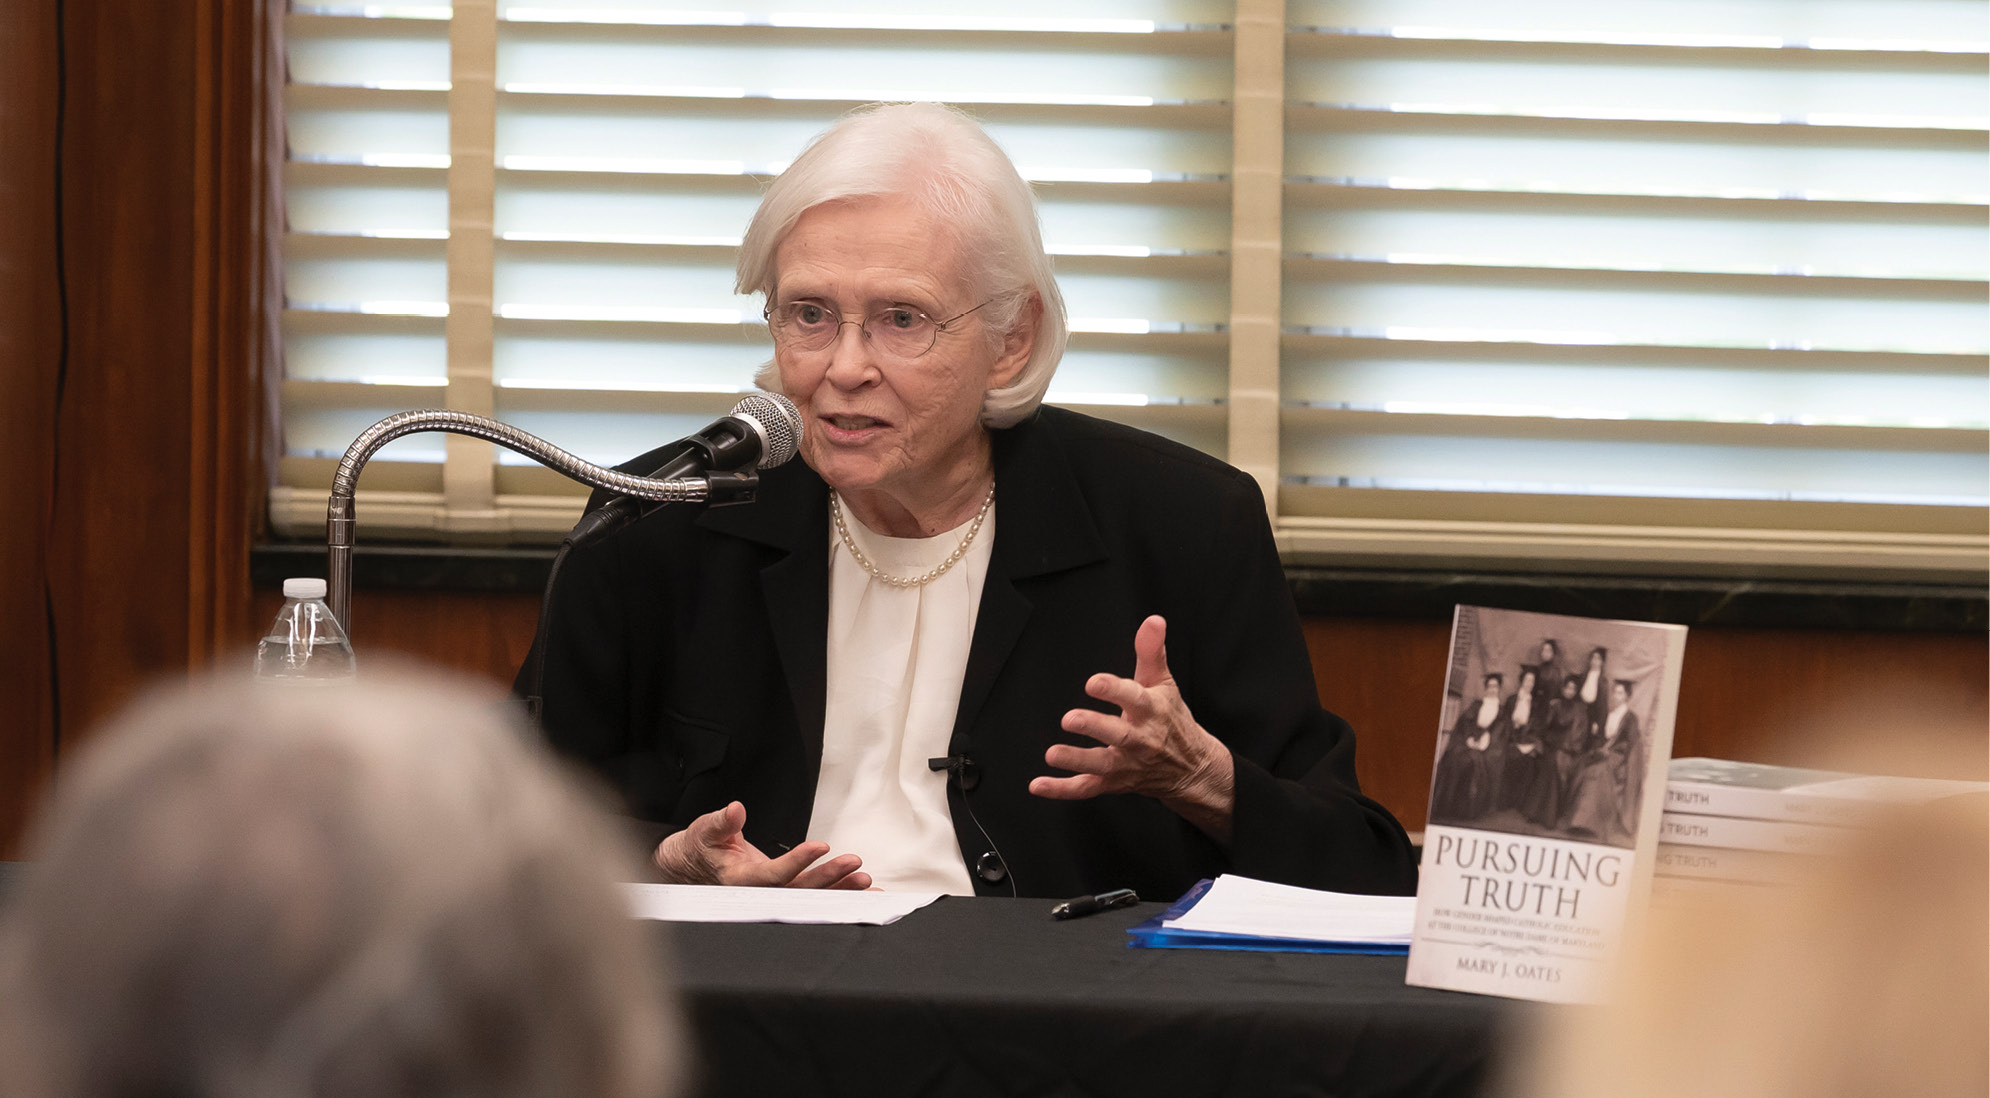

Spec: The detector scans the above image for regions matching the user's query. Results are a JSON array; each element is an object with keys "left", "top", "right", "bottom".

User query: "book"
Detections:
[
  {"left": 1658, "top": 811, "right": 1852, "bottom": 854},
  {"left": 1405, "top": 605, "right": 1687, "bottom": 1004},
  {"left": 1126, "top": 875, "right": 1414, "bottom": 955},
  {"left": 1652, "top": 842, "right": 1811, "bottom": 884},
  {"left": 1664, "top": 757, "right": 1985, "bottom": 824},
  {"left": 1647, "top": 873, "right": 1783, "bottom": 908},
  {"left": 1664, "top": 757, "right": 1864, "bottom": 822}
]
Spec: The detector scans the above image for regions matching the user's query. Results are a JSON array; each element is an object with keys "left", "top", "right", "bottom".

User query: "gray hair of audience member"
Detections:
[
  {"left": 735, "top": 101, "right": 1070, "bottom": 427},
  {"left": 0, "top": 666, "right": 683, "bottom": 1098}
]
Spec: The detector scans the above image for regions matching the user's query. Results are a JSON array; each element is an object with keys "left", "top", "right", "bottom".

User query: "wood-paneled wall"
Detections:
[
  {"left": 0, "top": 0, "right": 62, "bottom": 856},
  {"left": 250, "top": 587, "right": 1990, "bottom": 832},
  {"left": 1, "top": 0, "right": 272, "bottom": 854}
]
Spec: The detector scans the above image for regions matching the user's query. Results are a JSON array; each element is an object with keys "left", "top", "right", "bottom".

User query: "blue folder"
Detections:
[{"left": 1125, "top": 879, "right": 1412, "bottom": 955}]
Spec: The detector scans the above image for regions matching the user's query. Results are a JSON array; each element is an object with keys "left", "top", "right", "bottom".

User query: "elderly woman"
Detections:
[{"left": 525, "top": 103, "right": 1415, "bottom": 901}]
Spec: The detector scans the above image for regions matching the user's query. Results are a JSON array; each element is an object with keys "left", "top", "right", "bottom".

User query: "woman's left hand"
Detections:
[{"left": 1029, "top": 615, "right": 1235, "bottom": 844}]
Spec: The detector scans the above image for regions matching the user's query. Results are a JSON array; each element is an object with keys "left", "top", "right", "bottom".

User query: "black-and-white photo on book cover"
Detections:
[
  {"left": 1427, "top": 617, "right": 1666, "bottom": 848},
  {"left": 1408, "top": 606, "right": 1686, "bottom": 1004}
]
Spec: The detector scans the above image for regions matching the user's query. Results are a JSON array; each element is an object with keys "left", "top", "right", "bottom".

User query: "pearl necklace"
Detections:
[{"left": 829, "top": 485, "right": 995, "bottom": 589}]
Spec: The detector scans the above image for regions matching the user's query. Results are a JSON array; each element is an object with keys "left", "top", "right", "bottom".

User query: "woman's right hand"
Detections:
[{"left": 653, "top": 801, "right": 872, "bottom": 889}]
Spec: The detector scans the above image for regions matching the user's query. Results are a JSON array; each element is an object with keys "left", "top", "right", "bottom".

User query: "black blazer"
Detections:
[{"left": 521, "top": 406, "right": 1416, "bottom": 899}]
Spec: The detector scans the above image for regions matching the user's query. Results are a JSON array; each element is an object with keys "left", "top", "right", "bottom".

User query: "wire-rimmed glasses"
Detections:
[{"left": 764, "top": 299, "right": 991, "bottom": 359}]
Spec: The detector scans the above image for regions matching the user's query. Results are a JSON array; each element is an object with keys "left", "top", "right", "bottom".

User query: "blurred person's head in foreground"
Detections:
[
  {"left": 0, "top": 664, "right": 683, "bottom": 1098},
  {"left": 1516, "top": 790, "right": 1988, "bottom": 1098}
]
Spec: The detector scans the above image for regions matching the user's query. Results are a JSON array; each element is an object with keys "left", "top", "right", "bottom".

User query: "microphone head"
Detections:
[{"left": 729, "top": 392, "right": 802, "bottom": 469}]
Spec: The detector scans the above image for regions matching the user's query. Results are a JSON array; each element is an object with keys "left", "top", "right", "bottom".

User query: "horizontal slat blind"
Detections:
[
  {"left": 485, "top": 13, "right": 1238, "bottom": 463},
  {"left": 276, "top": 0, "right": 1238, "bottom": 538},
  {"left": 283, "top": 8, "right": 451, "bottom": 503},
  {"left": 1276, "top": 0, "right": 1989, "bottom": 573},
  {"left": 275, "top": 0, "right": 1988, "bottom": 578}
]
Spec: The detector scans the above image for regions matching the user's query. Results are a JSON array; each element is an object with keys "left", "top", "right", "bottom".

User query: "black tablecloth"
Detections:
[
  {"left": 0, "top": 866, "right": 1510, "bottom": 1097},
  {"left": 664, "top": 894, "right": 1509, "bottom": 1098}
]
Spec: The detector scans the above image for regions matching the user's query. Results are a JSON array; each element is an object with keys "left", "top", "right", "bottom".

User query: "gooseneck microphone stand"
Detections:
[{"left": 324, "top": 409, "right": 755, "bottom": 632}]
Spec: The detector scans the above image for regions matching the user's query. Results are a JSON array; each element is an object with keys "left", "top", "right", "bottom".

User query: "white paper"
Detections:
[
  {"left": 1162, "top": 874, "right": 1416, "bottom": 944},
  {"left": 622, "top": 883, "right": 941, "bottom": 926}
]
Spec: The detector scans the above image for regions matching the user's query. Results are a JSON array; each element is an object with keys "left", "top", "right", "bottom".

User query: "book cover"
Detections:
[
  {"left": 1658, "top": 811, "right": 1851, "bottom": 854},
  {"left": 1406, "top": 606, "right": 1686, "bottom": 1004}
]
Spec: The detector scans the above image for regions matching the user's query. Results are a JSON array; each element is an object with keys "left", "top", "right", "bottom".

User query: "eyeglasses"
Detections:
[{"left": 764, "top": 299, "right": 991, "bottom": 360}]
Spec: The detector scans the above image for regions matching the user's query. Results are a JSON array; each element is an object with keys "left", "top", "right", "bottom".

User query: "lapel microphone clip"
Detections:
[{"left": 927, "top": 753, "right": 980, "bottom": 791}]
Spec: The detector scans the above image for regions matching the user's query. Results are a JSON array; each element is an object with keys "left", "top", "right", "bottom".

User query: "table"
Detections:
[
  {"left": 664, "top": 894, "right": 1510, "bottom": 1098},
  {"left": 0, "top": 866, "right": 1509, "bottom": 1097}
]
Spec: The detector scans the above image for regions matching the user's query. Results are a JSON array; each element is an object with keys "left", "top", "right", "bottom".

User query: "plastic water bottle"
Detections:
[{"left": 255, "top": 578, "right": 357, "bottom": 682}]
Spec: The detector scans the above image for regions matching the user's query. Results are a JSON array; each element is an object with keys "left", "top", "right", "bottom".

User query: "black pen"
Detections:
[{"left": 1050, "top": 888, "right": 1140, "bottom": 920}]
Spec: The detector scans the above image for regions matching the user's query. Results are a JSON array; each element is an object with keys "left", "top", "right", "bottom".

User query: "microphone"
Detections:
[
  {"left": 524, "top": 393, "right": 803, "bottom": 721},
  {"left": 927, "top": 753, "right": 979, "bottom": 791},
  {"left": 566, "top": 393, "right": 802, "bottom": 545},
  {"left": 643, "top": 392, "right": 803, "bottom": 484}
]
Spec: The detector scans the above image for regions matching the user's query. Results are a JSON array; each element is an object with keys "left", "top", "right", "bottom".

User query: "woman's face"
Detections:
[
  {"left": 1539, "top": 642, "right": 1556, "bottom": 663},
  {"left": 771, "top": 197, "right": 1033, "bottom": 503},
  {"left": 1588, "top": 650, "right": 1605, "bottom": 670},
  {"left": 1519, "top": 671, "right": 1536, "bottom": 693},
  {"left": 1561, "top": 679, "right": 1579, "bottom": 700}
]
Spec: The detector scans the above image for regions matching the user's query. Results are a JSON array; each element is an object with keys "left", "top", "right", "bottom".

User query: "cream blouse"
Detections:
[{"left": 806, "top": 502, "right": 995, "bottom": 895}]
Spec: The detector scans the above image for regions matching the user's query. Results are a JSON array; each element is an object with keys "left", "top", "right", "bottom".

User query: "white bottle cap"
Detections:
[{"left": 283, "top": 578, "right": 329, "bottom": 600}]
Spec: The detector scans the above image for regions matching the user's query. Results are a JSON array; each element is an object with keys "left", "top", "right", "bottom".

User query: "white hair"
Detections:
[
  {"left": 735, "top": 102, "right": 1068, "bottom": 428},
  {"left": 0, "top": 664, "right": 684, "bottom": 1098}
]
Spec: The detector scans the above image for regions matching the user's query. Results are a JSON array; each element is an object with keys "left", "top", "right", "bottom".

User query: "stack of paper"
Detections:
[
  {"left": 1128, "top": 875, "right": 1416, "bottom": 954},
  {"left": 623, "top": 883, "right": 941, "bottom": 926}
]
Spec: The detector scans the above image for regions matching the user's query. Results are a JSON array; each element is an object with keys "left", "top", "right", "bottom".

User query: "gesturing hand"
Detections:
[
  {"left": 653, "top": 801, "right": 872, "bottom": 889},
  {"left": 1028, "top": 615, "right": 1236, "bottom": 844}
]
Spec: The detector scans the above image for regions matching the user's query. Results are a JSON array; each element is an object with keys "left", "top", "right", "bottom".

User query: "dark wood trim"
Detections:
[
  {"left": 1282, "top": 566, "right": 1987, "bottom": 633},
  {"left": 0, "top": 0, "right": 62, "bottom": 857},
  {"left": 0, "top": 0, "right": 273, "bottom": 855},
  {"left": 186, "top": 0, "right": 279, "bottom": 665},
  {"left": 251, "top": 541, "right": 1990, "bottom": 634}
]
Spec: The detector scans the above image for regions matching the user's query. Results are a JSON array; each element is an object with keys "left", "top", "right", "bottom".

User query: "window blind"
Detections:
[
  {"left": 273, "top": 0, "right": 1988, "bottom": 578},
  {"left": 1275, "top": 0, "right": 1987, "bottom": 574},
  {"left": 276, "top": 0, "right": 1238, "bottom": 536},
  {"left": 284, "top": 4, "right": 453, "bottom": 522}
]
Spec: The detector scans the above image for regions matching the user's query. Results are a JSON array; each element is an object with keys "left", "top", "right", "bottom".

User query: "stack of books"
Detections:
[{"left": 1652, "top": 757, "right": 1986, "bottom": 901}]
